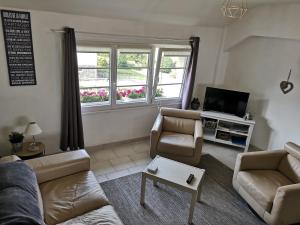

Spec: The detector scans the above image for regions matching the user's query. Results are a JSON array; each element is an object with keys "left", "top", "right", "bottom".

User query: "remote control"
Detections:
[
  {"left": 147, "top": 163, "right": 158, "bottom": 174},
  {"left": 186, "top": 174, "right": 194, "bottom": 184}
]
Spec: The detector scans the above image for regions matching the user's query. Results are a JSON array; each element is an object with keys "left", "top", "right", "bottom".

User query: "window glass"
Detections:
[
  {"left": 116, "top": 49, "right": 151, "bottom": 103},
  {"left": 77, "top": 45, "right": 192, "bottom": 108},
  {"left": 77, "top": 48, "right": 111, "bottom": 104},
  {"left": 155, "top": 50, "right": 190, "bottom": 99},
  {"left": 116, "top": 86, "right": 146, "bottom": 103}
]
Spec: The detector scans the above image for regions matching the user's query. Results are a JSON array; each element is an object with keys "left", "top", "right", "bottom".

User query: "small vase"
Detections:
[{"left": 11, "top": 142, "right": 23, "bottom": 154}]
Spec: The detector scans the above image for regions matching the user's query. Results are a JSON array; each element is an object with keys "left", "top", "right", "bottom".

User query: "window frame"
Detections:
[
  {"left": 77, "top": 47, "right": 112, "bottom": 109},
  {"left": 78, "top": 44, "right": 191, "bottom": 112},
  {"left": 153, "top": 48, "right": 191, "bottom": 103},
  {"left": 114, "top": 47, "right": 153, "bottom": 107}
]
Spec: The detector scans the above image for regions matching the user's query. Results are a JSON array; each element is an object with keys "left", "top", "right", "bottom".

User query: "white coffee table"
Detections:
[{"left": 140, "top": 156, "right": 205, "bottom": 224}]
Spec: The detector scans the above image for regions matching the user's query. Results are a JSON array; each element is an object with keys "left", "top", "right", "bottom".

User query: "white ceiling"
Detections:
[{"left": 0, "top": 0, "right": 298, "bottom": 27}]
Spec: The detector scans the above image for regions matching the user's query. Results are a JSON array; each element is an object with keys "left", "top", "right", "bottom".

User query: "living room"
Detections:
[{"left": 0, "top": 1, "right": 299, "bottom": 225}]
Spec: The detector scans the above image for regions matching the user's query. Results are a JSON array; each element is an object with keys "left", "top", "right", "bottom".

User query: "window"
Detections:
[
  {"left": 77, "top": 46, "right": 111, "bottom": 105},
  {"left": 154, "top": 49, "right": 190, "bottom": 99},
  {"left": 77, "top": 44, "right": 191, "bottom": 109},
  {"left": 116, "top": 48, "right": 151, "bottom": 103}
]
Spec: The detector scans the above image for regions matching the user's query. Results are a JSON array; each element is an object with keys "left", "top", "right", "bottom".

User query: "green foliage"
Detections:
[
  {"left": 118, "top": 54, "right": 131, "bottom": 68},
  {"left": 117, "top": 53, "right": 147, "bottom": 68},
  {"left": 160, "top": 57, "right": 175, "bottom": 73},
  {"left": 127, "top": 91, "right": 145, "bottom": 99},
  {"left": 81, "top": 95, "right": 106, "bottom": 103},
  {"left": 127, "top": 53, "right": 147, "bottom": 65},
  {"left": 80, "top": 89, "right": 109, "bottom": 103},
  {"left": 116, "top": 93, "right": 122, "bottom": 100},
  {"left": 155, "top": 88, "right": 164, "bottom": 97},
  {"left": 9, "top": 132, "right": 24, "bottom": 143},
  {"left": 97, "top": 53, "right": 109, "bottom": 67}
]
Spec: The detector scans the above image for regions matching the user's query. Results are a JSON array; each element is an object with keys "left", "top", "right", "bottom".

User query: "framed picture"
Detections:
[{"left": 1, "top": 10, "right": 36, "bottom": 86}]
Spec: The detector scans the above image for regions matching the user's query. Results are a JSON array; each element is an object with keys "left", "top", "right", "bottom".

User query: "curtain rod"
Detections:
[{"left": 50, "top": 29, "right": 190, "bottom": 42}]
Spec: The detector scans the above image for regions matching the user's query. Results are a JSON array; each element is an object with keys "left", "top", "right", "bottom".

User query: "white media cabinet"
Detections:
[{"left": 199, "top": 110, "right": 255, "bottom": 152}]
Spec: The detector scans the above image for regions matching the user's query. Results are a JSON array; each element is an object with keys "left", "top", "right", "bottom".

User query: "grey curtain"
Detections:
[
  {"left": 60, "top": 27, "right": 84, "bottom": 151},
  {"left": 181, "top": 37, "right": 200, "bottom": 109}
]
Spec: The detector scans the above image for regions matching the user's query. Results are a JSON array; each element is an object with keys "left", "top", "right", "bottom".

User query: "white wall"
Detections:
[
  {"left": 224, "top": 4, "right": 300, "bottom": 50},
  {"left": 223, "top": 37, "right": 300, "bottom": 150},
  {"left": 213, "top": 3, "right": 300, "bottom": 150},
  {"left": 0, "top": 7, "right": 224, "bottom": 156}
]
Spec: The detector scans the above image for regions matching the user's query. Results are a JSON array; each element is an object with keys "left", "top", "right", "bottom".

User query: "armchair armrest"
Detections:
[
  {"left": 192, "top": 120, "right": 203, "bottom": 164},
  {"left": 25, "top": 150, "right": 90, "bottom": 184},
  {"left": 268, "top": 183, "right": 300, "bottom": 225},
  {"left": 150, "top": 114, "right": 163, "bottom": 158},
  {"left": 194, "top": 120, "right": 203, "bottom": 145}
]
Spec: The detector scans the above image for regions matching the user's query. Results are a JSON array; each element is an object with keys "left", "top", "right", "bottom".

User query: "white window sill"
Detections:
[{"left": 81, "top": 99, "right": 181, "bottom": 115}]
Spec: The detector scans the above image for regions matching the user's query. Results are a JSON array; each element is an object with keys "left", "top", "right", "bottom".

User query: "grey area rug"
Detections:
[{"left": 101, "top": 154, "right": 266, "bottom": 225}]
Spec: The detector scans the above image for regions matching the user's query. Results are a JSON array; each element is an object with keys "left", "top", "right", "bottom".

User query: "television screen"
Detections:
[{"left": 203, "top": 87, "right": 249, "bottom": 117}]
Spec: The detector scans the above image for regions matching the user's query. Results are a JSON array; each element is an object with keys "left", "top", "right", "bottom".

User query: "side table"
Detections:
[{"left": 16, "top": 142, "right": 45, "bottom": 160}]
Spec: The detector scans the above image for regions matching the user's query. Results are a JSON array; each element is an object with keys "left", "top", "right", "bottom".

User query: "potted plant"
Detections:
[{"left": 9, "top": 132, "right": 24, "bottom": 153}]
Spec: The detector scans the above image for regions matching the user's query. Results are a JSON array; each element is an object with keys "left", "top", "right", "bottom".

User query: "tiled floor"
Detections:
[
  {"left": 87, "top": 138, "right": 247, "bottom": 183},
  {"left": 87, "top": 140, "right": 152, "bottom": 183}
]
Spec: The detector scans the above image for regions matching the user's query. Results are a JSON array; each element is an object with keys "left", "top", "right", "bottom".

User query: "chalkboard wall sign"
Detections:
[{"left": 1, "top": 10, "right": 36, "bottom": 86}]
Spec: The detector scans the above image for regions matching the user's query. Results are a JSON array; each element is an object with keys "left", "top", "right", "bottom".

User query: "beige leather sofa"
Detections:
[
  {"left": 150, "top": 107, "right": 203, "bottom": 166},
  {"left": 4, "top": 150, "right": 124, "bottom": 225},
  {"left": 233, "top": 142, "right": 300, "bottom": 225}
]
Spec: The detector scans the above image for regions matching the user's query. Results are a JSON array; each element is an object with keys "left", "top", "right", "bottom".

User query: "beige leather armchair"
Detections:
[
  {"left": 150, "top": 107, "right": 203, "bottom": 166},
  {"left": 233, "top": 142, "right": 300, "bottom": 225}
]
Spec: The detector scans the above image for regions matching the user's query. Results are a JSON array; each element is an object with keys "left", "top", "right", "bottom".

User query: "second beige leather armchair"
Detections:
[
  {"left": 150, "top": 107, "right": 203, "bottom": 166},
  {"left": 233, "top": 142, "right": 300, "bottom": 225}
]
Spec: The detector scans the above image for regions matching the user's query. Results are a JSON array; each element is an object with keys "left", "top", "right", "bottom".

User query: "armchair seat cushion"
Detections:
[
  {"left": 40, "top": 171, "right": 109, "bottom": 225},
  {"left": 237, "top": 170, "right": 293, "bottom": 212},
  {"left": 157, "top": 131, "right": 195, "bottom": 157}
]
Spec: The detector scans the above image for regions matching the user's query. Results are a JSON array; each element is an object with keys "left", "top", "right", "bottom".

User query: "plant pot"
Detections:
[{"left": 11, "top": 142, "right": 23, "bottom": 153}]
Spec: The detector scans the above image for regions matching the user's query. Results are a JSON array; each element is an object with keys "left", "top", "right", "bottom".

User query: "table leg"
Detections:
[
  {"left": 197, "top": 173, "right": 204, "bottom": 202},
  {"left": 188, "top": 191, "right": 197, "bottom": 225},
  {"left": 140, "top": 174, "right": 146, "bottom": 206},
  {"left": 197, "top": 185, "right": 201, "bottom": 202}
]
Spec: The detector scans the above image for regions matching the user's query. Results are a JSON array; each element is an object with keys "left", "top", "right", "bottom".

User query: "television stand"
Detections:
[{"left": 200, "top": 110, "right": 255, "bottom": 152}]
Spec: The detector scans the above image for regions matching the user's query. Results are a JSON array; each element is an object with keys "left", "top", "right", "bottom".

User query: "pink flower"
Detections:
[{"left": 98, "top": 89, "right": 107, "bottom": 97}]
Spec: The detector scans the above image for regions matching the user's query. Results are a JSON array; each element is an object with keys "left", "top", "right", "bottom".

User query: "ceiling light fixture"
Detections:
[{"left": 221, "top": 0, "right": 247, "bottom": 19}]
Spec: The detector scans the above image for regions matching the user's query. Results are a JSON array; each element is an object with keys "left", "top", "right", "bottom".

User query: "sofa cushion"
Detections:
[
  {"left": 158, "top": 131, "right": 194, "bottom": 157},
  {"left": 57, "top": 205, "right": 124, "bottom": 225},
  {"left": 0, "top": 161, "right": 44, "bottom": 225},
  {"left": 40, "top": 171, "right": 109, "bottom": 225},
  {"left": 237, "top": 170, "right": 293, "bottom": 212},
  {"left": 163, "top": 116, "right": 195, "bottom": 135},
  {"left": 278, "top": 154, "right": 300, "bottom": 183}
]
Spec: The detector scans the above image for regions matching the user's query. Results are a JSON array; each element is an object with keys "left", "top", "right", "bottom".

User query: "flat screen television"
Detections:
[{"left": 203, "top": 87, "right": 249, "bottom": 117}]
